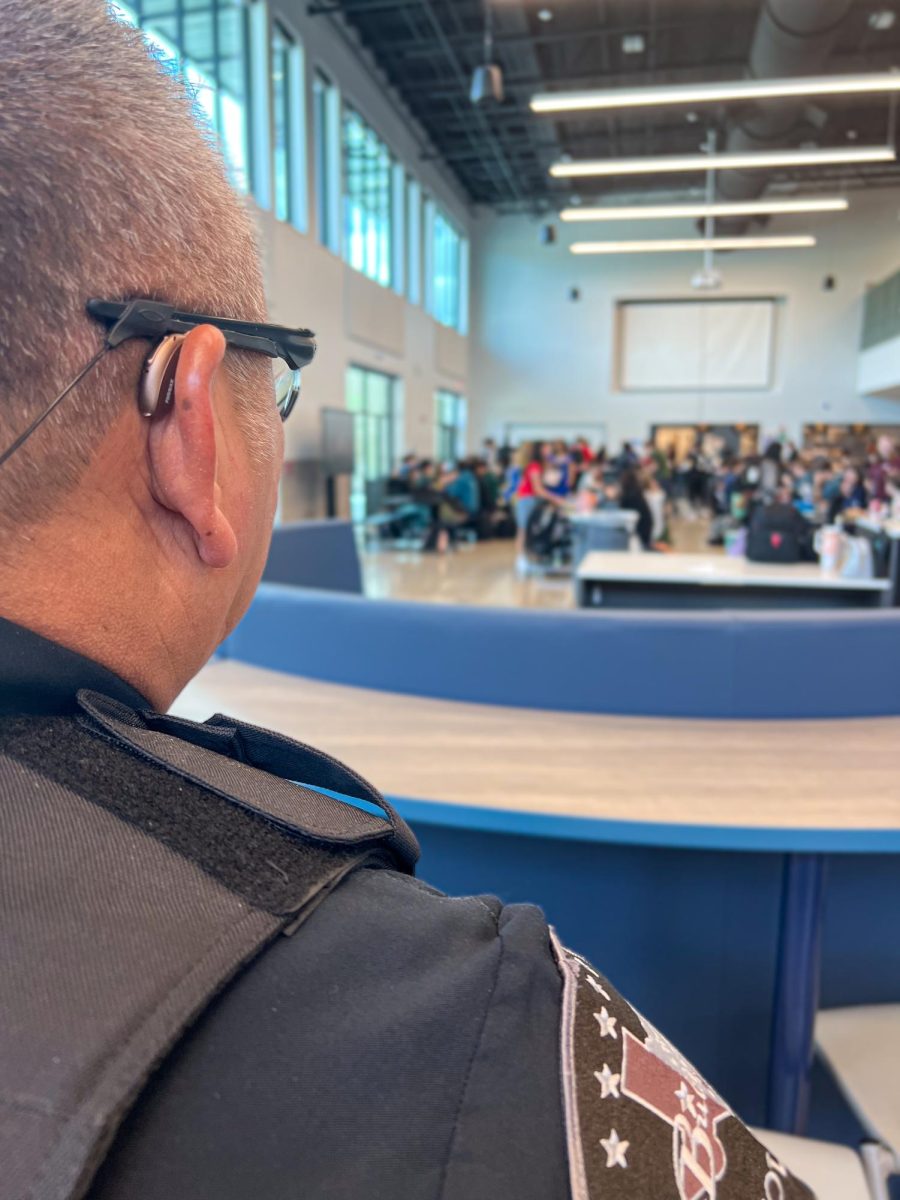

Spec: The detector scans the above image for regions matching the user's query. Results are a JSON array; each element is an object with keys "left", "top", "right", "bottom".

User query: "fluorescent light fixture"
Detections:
[
  {"left": 532, "top": 71, "right": 900, "bottom": 114},
  {"left": 549, "top": 145, "right": 895, "bottom": 177},
  {"left": 569, "top": 235, "right": 817, "bottom": 254},
  {"left": 559, "top": 196, "right": 849, "bottom": 221}
]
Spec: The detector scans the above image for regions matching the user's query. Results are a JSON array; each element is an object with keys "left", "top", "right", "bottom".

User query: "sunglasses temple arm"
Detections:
[{"left": 0, "top": 346, "right": 109, "bottom": 470}]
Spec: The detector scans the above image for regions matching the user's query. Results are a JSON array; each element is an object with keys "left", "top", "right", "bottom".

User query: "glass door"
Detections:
[
  {"left": 435, "top": 389, "right": 466, "bottom": 462},
  {"left": 346, "top": 366, "right": 396, "bottom": 521}
]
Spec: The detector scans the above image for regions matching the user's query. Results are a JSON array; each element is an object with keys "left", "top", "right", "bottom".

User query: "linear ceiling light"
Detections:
[
  {"left": 549, "top": 145, "right": 895, "bottom": 177},
  {"left": 532, "top": 71, "right": 900, "bottom": 114},
  {"left": 569, "top": 236, "right": 817, "bottom": 254},
  {"left": 559, "top": 197, "right": 849, "bottom": 221}
]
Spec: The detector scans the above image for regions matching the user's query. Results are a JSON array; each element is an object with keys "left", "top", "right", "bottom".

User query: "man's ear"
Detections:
[{"left": 146, "top": 324, "right": 237, "bottom": 569}]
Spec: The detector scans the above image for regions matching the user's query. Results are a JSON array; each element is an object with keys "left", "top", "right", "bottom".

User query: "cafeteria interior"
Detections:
[{"left": 104, "top": 0, "right": 900, "bottom": 1194}]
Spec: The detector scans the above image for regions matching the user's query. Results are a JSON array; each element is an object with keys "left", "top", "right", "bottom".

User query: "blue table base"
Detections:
[{"left": 767, "top": 853, "right": 828, "bottom": 1133}]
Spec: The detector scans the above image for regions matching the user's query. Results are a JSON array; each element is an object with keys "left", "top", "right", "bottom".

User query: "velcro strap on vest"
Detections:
[{"left": 0, "top": 699, "right": 413, "bottom": 1200}]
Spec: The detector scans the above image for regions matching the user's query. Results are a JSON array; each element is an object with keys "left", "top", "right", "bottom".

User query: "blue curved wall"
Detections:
[
  {"left": 263, "top": 520, "right": 362, "bottom": 595},
  {"left": 225, "top": 583, "right": 900, "bottom": 719}
]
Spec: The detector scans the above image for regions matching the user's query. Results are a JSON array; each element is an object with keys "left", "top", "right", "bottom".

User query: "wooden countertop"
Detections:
[{"left": 172, "top": 660, "right": 900, "bottom": 853}]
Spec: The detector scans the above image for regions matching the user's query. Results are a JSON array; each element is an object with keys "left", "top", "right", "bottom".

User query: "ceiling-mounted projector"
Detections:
[
  {"left": 470, "top": 63, "right": 504, "bottom": 106},
  {"left": 691, "top": 266, "right": 723, "bottom": 291}
]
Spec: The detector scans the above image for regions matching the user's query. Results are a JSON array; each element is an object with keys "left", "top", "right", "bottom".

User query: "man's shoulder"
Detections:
[
  {"left": 90, "top": 865, "right": 570, "bottom": 1200},
  {"left": 312, "top": 865, "right": 554, "bottom": 956}
]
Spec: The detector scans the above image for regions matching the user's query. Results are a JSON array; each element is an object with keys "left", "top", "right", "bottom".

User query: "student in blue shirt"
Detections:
[{"left": 443, "top": 459, "right": 480, "bottom": 516}]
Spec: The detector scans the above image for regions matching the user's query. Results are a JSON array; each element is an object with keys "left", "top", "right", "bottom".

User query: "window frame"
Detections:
[
  {"left": 435, "top": 388, "right": 467, "bottom": 461},
  {"left": 346, "top": 364, "right": 398, "bottom": 521},
  {"left": 271, "top": 17, "right": 308, "bottom": 231},
  {"left": 341, "top": 104, "right": 395, "bottom": 289},
  {"left": 406, "top": 176, "right": 422, "bottom": 306},
  {"left": 313, "top": 68, "right": 341, "bottom": 254},
  {"left": 110, "top": 0, "right": 257, "bottom": 198}
]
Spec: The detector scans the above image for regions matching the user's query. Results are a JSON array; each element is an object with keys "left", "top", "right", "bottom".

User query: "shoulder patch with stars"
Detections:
[{"left": 550, "top": 932, "right": 817, "bottom": 1200}]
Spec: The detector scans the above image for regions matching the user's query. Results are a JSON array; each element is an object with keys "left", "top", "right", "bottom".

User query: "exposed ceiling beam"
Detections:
[
  {"left": 391, "top": 61, "right": 754, "bottom": 100},
  {"left": 420, "top": 124, "right": 717, "bottom": 163},
  {"left": 374, "top": 18, "right": 746, "bottom": 59},
  {"left": 390, "top": 48, "right": 899, "bottom": 101},
  {"left": 409, "top": 0, "right": 527, "bottom": 205},
  {"left": 307, "top": 0, "right": 422, "bottom": 14},
  {"left": 330, "top": 0, "right": 900, "bottom": 209}
]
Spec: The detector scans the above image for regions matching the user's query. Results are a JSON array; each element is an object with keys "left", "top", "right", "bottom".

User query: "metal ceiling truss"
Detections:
[{"left": 313, "top": 0, "right": 900, "bottom": 209}]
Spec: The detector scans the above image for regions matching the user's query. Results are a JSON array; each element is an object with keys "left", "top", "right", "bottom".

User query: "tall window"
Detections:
[
  {"left": 406, "top": 177, "right": 422, "bottom": 306},
  {"left": 271, "top": 21, "right": 307, "bottom": 229},
  {"left": 430, "top": 207, "right": 464, "bottom": 330},
  {"left": 435, "top": 390, "right": 467, "bottom": 462},
  {"left": 342, "top": 107, "right": 393, "bottom": 287},
  {"left": 111, "top": 0, "right": 253, "bottom": 195},
  {"left": 313, "top": 70, "right": 340, "bottom": 252},
  {"left": 391, "top": 163, "right": 405, "bottom": 297},
  {"left": 346, "top": 366, "right": 396, "bottom": 521}
]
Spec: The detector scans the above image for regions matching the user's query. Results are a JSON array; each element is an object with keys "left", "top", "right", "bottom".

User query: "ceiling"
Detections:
[{"left": 314, "top": 0, "right": 900, "bottom": 210}]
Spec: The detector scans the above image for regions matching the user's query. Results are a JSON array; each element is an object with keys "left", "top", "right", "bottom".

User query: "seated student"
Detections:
[
  {"left": 481, "top": 436, "right": 499, "bottom": 469},
  {"left": 747, "top": 479, "right": 817, "bottom": 563},
  {"left": 573, "top": 435, "right": 593, "bottom": 467},
  {"left": 642, "top": 461, "right": 669, "bottom": 545},
  {"left": 473, "top": 458, "right": 504, "bottom": 539},
  {"left": 443, "top": 457, "right": 480, "bottom": 519},
  {"left": 395, "top": 453, "right": 419, "bottom": 481},
  {"left": 827, "top": 465, "right": 869, "bottom": 524},
  {"left": 417, "top": 463, "right": 469, "bottom": 553},
  {"left": 576, "top": 453, "right": 607, "bottom": 501},
  {"left": 618, "top": 467, "right": 655, "bottom": 550},
  {"left": 0, "top": 8, "right": 814, "bottom": 1199},
  {"left": 544, "top": 439, "right": 573, "bottom": 498},
  {"left": 474, "top": 457, "right": 500, "bottom": 512}
]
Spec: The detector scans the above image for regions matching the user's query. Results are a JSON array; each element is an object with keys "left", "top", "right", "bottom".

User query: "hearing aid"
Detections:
[{"left": 138, "top": 334, "right": 185, "bottom": 418}]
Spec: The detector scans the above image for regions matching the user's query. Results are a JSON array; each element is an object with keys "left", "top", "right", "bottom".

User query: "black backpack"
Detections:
[{"left": 746, "top": 503, "right": 814, "bottom": 564}]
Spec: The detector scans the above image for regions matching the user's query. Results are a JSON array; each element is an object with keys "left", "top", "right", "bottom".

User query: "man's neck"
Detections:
[{"left": 0, "top": 522, "right": 223, "bottom": 711}]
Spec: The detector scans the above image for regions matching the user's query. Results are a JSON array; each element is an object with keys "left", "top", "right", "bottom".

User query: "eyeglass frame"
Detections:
[
  {"left": 87, "top": 298, "right": 316, "bottom": 420},
  {"left": 0, "top": 297, "right": 317, "bottom": 470}
]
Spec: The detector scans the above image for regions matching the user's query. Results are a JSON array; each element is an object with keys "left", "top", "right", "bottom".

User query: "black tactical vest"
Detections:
[{"left": 0, "top": 689, "right": 418, "bottom": 1200}]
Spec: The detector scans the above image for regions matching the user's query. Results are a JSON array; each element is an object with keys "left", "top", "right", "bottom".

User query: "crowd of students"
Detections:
[
  {"left": 700, "top": 436, "right": 900, "bottom": 566},
  {"left": 386, "top": 438, "right": 665, "bottom": 566},
  {"left": 706, "top": 437, "right": 900, "bottom": 525},
  {"left": 383, "top": 433, "right": 900, "bottom": 571},
  {"left": 388, "top": 454, "right": 508, "bottom": 553}
]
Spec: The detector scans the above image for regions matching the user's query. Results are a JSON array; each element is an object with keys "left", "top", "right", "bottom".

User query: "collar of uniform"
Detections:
[{"left": 0, "top": 616, "right": 150, "bottom": 716}]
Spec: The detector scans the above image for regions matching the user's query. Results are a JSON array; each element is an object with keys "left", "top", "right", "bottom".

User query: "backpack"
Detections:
[{"left": 746, "top": 504, "right": 813, "bottom": 564}]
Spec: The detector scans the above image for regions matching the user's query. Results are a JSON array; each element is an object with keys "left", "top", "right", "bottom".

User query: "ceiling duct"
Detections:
[{"left": 714, "top": 0, "right": 855, "bottom": 234}]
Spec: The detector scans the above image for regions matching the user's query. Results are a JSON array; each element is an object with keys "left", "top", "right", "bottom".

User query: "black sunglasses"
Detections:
[{"left": 0, "top": 298, "right": 317, "bottom": 470}]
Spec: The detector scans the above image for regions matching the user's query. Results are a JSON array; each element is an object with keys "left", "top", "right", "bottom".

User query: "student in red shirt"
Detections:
[{"left": 515, "top": 441, "right": 565, "bottom": 574}]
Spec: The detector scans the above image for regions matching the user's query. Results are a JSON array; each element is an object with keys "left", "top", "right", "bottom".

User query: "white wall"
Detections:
[
  {"left": 468, "top": 188, "right": 900, "bottom": 452},
  {"left": 258, "top": 3, "right": 470, "bottom": 518}
]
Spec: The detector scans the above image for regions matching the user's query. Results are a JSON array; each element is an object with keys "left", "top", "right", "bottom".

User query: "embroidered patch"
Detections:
[{"left": 551, "top": 933, "right": 816, "bottom": 1200}]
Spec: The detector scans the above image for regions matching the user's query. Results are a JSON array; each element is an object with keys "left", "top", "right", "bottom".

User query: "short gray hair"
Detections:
[{"left": 0, "top": 0, "right": 269, "bottom": 528}]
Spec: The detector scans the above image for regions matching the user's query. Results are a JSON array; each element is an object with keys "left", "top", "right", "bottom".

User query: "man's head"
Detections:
[{"left": 0, "top": 0, "right": 285, "bottom": 707}]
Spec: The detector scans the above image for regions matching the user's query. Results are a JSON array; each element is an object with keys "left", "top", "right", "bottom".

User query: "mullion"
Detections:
[
  {"left": 175, "top": 0, "right": 186, "bottom": 85},
  {"left": 211, "top": 0, "right": 222, "bottom": 141},
  {"left": 239, "top": 1, "right": 251, "bottom": 190}
]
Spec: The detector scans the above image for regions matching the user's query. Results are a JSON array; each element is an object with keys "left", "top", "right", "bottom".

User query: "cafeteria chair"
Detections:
[
  {"left": 750, "top": 1127, "right": 873, "bottom": 1199},
  {"left": 816, "top": 1004, "right": 900, "bottom": 1200}
]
